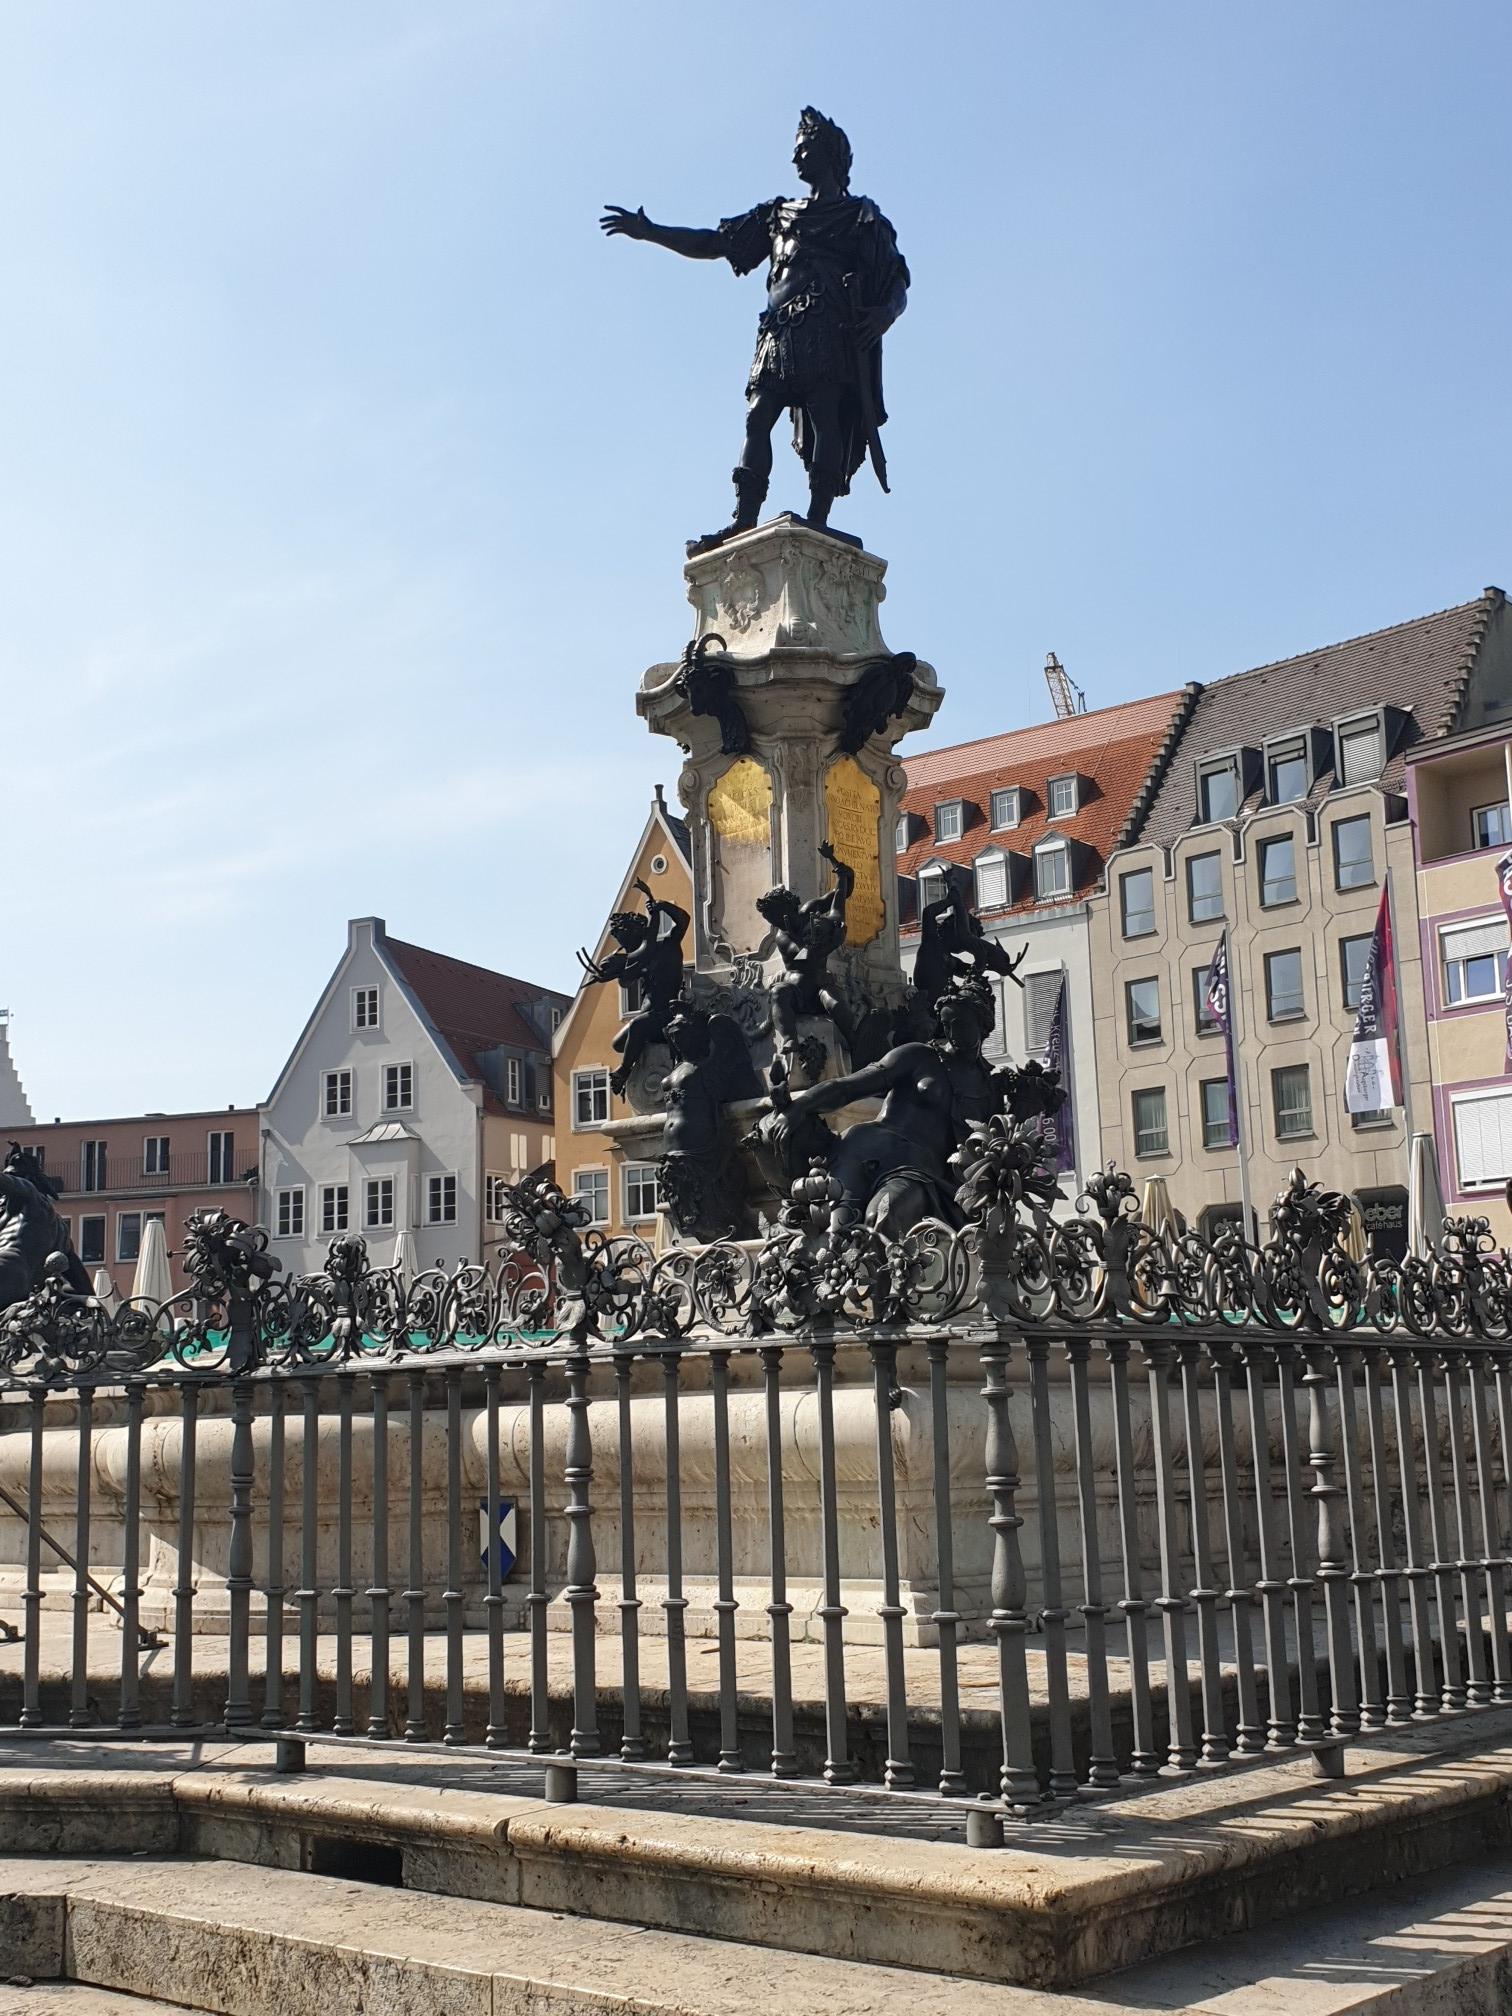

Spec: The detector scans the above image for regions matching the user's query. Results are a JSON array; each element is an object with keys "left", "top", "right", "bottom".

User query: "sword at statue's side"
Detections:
[{"left": 845, "top": 273, "right": 890, "bottom": 494}]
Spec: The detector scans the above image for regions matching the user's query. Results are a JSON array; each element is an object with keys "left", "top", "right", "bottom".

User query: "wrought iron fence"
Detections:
[{"left": 3, "top": 1152, "right": 1512, "bottom": 1843}]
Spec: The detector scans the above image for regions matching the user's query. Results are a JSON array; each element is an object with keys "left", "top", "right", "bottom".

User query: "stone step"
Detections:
[
  {"left": 6, "top": 1851, "right": 1512, "bottom": 2014},
  {"left": 12, "top": 1708, "right": 1512, "bottom": 1989},
  {"left": 0, "top": 1990, "right": 188, "bottom": 2014}
]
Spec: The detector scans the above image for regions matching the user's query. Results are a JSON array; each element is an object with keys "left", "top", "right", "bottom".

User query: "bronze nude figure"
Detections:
[
  {"left": 602, "top": 107, "right": 909, "bottom": 553},
  {"left": 576, "top": 878, "right": 689, "bottom": 1096}
]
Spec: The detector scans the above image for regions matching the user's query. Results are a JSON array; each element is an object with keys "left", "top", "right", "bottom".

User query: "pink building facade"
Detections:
[{"left": 5, "top": 1108, "right": 259, "bottom": 1303}]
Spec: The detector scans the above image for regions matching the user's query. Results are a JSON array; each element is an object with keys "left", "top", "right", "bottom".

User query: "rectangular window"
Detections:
[
  {"left": 1337, "top": 714, "right": 1384, "bottom": 785},
  {"left": 1333, "top": 814, "right": 1374, "bottom": 890},
  {"left": 935, "top": 800, "right": 964, "bottom": 842},
  {"left": 1198, "top": 758, "right": 1240, "bottom": 824},
  {"left": 1047, "top": 774, "right": 1078, "bottom": 819},
  {"left": 1186, "top": 851, "right": 1223, "bottom": 923},
  {"left": 1258, "top": 834, "right": 1296, "bottom": 907},
  {"left": 1193, "top": 965, "right": 1221, "bottom": 1035},
  {"left": 1473, "top": 803, "right": 1512, "bottom": 851},
  {"left": 1125, "top": 977, "right": 1162, "bottom": 1046},
  {"left": 352, "top": 986, "right": 380, "bottom": 1030},
  {"left": 1024, "top": 970, "right": 1062, "bottom": 1056},
  {"left": 116, "top": 1212, "right": 142, "bottom": 1263},
  {"left": 1034, "top": 844, "right": 1070, "bottom": 901},
  {"left": 1454, "top": 1088, "right": 1512, "bottom": 1187},
  {"left": 425, "top": 1173, "right": 458, "bottom": 1225},
  {"left": 383, "top": 1062, "right": 414, "bottom": 1111},
  {"left": 1264, "top": 947, "right": 1305, "bottom": 1022},
  {"left": 573, "top": 1167, "right": 610, "bottom": 1225},
  {"left": 624, "top": 1162, "right": 660, "bottom": 1221},
  {"left": 364, "top": 1177, "right": 395, "bottom": 1230},
  {"left": 275, "top": 1188, "right": 305, "bottom": 1239},
  {"left": 1267, "top": 738, "right": 1308, "bottom": 805},
  {"left": 142, "top": 1136, "right": 170, "bottom": 1176},
  {"left": 319, "top": 1184, "right": 349, "bottom": 1235},
  {"left": 917, "top": 867, "right": 947, "bottom": 912},
  {"left": 894, "top": 813, "right": 910, "bottom": 852},
  {"left": 1132, "top": 1087, "right": 1169, "bottom": 1158},
  {"left": 573, "top": 1068, "right": 610, "bottom": 1127},
  {"left": 1200, "top": 1077, "right": 1234, "bottom": 1148},
  {"left": 79, "top": 1215, "right": 105, "bottom": 1265},
  {"left": 1341, "top": 933, "right": 1372, "bottom": 1010},
  {"left": 990, "top": 787, "right": 1020, "bottom": 830},
  {"left": 974, "top": 853, "right": 1008, "bottom": 909},
  {"left": 506, "top": 1057, "right": 523, "bottom": 1105},
  {"left": 81, "top": 1140, "right": 108, "bottom": 1193},
  {"left": 1272, "top": 1064, "right": 1313, "bottom": 1141},
  {"left": 485, "top": 1173, "right": 510, "bottom": 1223},
  {"left": 1119, "top": 867, "right": 1155, "bottom": 938},
  {"left": 207, "top": 1129, "right": 235, "bottom": 1185},
  {"left": 323, "top": 1068, "right": 352, "bottom": 1118},
  {"left": 1442, "top": 919, "right": 1510, "bottom": 1006}
]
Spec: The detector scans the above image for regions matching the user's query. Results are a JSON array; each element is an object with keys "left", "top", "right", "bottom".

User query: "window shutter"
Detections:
[
  {"left": 1442, "top": 920, "right": 1508, "bottom": 963},
  {"left": 1454, "top": 1090, "right": 1512, "bottom": 1187},
  {"left": 975, "top": 854, "right": 1008, "bottom": 909},
  {"left": 1024, "top": 971, "right": 1063, "bottom": 1057}
]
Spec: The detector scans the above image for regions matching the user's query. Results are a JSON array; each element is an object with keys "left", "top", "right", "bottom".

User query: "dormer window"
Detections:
[
  {"left": 1047, "top": 774, "right": 1078, "bottom": 820},
  {"left": 1336, "top": 711, "right": 1385, "bottom": 787},
  {"left": 974, "top": 849, "right": 1009, "bottom": 910},
  {"left": 990, "top": 787, "right": 1021, "bottom": 831},
  {"left": 1266, "top": 736, "right": 1309, "bottom": 806},
  {"left": 935, "top": 799, "right": 964, "bottom": 843},
  {"left": 894, "top": 812, "right": 911, "bottom": 853},
  {"left": 917, "top": 860, "right": 949, "bottom": 911},
  {"left": 1033, "top": 838, "right": 1071, "bottom": 901},
  {"left": 1197, "top": 755, "right": 1241, "bottom": 824}
]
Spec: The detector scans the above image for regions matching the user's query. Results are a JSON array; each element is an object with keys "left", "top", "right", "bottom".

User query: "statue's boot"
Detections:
[
  {"left": 687, "top": 467, "right": 766, "bottom": 558},
  {"left": 803, "top": 475, "right": 862, "bottom": 547}
]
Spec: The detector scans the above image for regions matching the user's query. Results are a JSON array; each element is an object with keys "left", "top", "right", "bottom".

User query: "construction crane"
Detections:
[{"left": 1044, "top": 651, "right": 1086, "bottom": 720}]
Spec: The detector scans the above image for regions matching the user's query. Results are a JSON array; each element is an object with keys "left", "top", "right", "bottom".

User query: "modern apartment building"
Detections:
[
  {"left": 261, "top": 918, "right": 570, "bottom": 1277},
  {"left": 895, "top": 688, "right": 1196, "bottom": 1188},
  {"left": 552, "top": 792, "right": 692, "bottom": 1238},
  {"left": 2, "top": 1105, "right": 259, "bottom": 1302},
  {"left": 1407, "top": 719, "right": 1512, "bottom": 1243},
  {"left": 1092, "top": 589, "right": 1512, "bottom": 1246}
]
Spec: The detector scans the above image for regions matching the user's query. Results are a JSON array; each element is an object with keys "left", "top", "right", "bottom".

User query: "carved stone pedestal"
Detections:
[{"left": 638, "top": 518, "right": 941, "bottom": 1006}]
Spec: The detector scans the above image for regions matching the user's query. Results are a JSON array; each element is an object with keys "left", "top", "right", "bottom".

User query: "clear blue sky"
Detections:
[{"left": 4, "top": 2, "right": 1510, "bottom": 1118}]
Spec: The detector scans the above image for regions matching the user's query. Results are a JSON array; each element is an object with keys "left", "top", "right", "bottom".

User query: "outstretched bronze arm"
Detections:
[
  {"left": 817, "top": 841, "right": 855, "bottom": 905},
  {"left": 600, "top": 207, "right": 725, "bottom": 260}
]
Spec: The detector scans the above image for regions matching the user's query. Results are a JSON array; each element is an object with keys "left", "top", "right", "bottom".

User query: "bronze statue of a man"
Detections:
[{"left": 602, "top": 108, "right": 909, "bottom": 553}]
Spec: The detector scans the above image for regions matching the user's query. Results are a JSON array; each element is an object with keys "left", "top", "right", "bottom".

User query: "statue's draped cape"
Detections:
[{"left": 717, "top": 193, "right": 909, "bottom": 496}]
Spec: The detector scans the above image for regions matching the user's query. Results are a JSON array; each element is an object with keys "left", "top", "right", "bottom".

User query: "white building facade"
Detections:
[{"left": 260, "top": 917, "right": 568, "bottom": 1278}]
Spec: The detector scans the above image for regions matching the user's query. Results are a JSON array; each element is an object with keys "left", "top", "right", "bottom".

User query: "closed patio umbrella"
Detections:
[
  {"left": 1340, "top": 1197, "right": 1368, "bottom": 1265},
  {"left": 92, "top": 1267, "right": 119, "bottom": 1315},
  {"left": 1139, "top": 1175, "right": 1179, "bottom": 1243},
  {"left": 130, "top": 1216, "right": 174, "bottom": 1311},
  {"left": 1407, "top": 1132, "right": 1447, "bottom": 1259},
  {"left": 392, "top": 1228, "right": 419, "bottom": 1286}
]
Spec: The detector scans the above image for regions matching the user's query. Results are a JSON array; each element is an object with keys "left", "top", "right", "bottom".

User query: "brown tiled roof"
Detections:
[
  {"left": 897, "top": 689, "right": 1192, "bottom": 921},
  {"left": 382, "top": 936, "right": 571, "bottom": 1089},
  {"left": 1138, "top": 591, "right": 1506, "bottom": 850}
]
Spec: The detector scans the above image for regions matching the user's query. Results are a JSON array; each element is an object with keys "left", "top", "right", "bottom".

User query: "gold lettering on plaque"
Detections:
[
  {"left": 824, "top": 755, "right": 883, "bottom": 945},
  {"left": 707, "top": 757, "right": 774, "bottom": 955}
]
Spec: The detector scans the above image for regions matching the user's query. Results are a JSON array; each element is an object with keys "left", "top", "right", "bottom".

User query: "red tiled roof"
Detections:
[
  {"left": 382, "top": 936, "right": 571, "bottom": 1087},
  {"left": 897, "top": 690, "right": 1191, "bottom": 921}
]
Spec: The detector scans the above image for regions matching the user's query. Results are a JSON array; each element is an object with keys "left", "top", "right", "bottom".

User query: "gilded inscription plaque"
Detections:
[
  {"left": 824, "top": 755, "right": 883, "bottom": 945},
  {"left": 708, "top": 756, "right": 774, "bottom": 955}
]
